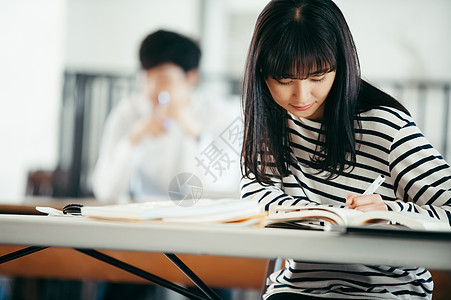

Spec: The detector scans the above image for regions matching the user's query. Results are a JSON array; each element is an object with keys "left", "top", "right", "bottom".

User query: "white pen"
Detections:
[{"left": 362, "top": 174, "right": 385, "bottom": 195}]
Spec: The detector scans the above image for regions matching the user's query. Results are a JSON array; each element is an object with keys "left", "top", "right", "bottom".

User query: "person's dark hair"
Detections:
[
  {"left": 139, "top": 30, "right": 201, "bottom": 72},
  {"left": 241, "top": 0, "right": 409, "bottom": 184}
]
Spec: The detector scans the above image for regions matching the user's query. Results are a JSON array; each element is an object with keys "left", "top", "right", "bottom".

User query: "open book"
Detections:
[
  {"left": 265, "top": 205, "right": 450, "bottom": 231},
  {"left": 37, "top": 198, "right": 266, "bottom": 227}
]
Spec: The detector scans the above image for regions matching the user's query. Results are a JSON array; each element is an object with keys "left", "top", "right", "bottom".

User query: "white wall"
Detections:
[
  {"left": 335, "top": 0, "right": 451, "bottom": 81},
  {"left": 64, "top": 0, "right": 201, "bottom": 72},
  {"left": 335, "top": 0, "right": 451, "bottom": 155},
  {"left": 0, "top": 0, "right": 66, "bottom": 202}
]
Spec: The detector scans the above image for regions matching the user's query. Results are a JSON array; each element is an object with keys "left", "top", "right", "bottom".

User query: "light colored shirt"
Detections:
[{"left": 93, "top": 93, "right": 241, "bottom": 202}]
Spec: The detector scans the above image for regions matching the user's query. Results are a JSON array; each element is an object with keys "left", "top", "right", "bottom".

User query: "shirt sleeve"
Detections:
[
  {"left": 240, "top": 173, "right": 320, "bottom": 212},
  {"left": 387, "top": 121, "right": 451, "bottom": 225},
  {"left": 91, "top": 101, "right": 138, "bottom": 201}
]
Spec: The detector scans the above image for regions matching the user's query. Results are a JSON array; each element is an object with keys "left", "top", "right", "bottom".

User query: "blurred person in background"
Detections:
[{"left": 93, "top": 30, "right": 217, "bottom": 201}]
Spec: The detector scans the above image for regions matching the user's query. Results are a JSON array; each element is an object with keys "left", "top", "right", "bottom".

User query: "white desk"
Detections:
[{"left": 1, "top": 214, "right": 450, "bottom": 270}]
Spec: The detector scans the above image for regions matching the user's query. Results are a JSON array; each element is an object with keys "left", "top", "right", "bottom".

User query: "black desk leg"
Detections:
[
  {"left": 0, "top": 246, "right": 48, "bottom": 264},
  {"left": 0, "top": 247, "right": 222, "bottom": 300},
  {"left": 164, "top": 253, "right": 222, "bottom": 300},
  {"left": 75, "top": 248, "right": 210, "bottom": 300}
]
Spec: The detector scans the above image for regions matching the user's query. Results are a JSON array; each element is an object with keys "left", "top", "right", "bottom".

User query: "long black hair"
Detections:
[{"left": 241, "top": 0, "right": 409, "bottom": 184}]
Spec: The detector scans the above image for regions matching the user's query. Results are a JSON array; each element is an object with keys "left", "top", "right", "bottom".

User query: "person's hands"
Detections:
[
  {"left": 345, "top": 193, "right": 387, "bottom": 212},
  {"left": 164, "top": 93, "right": 188, "bottom": 120},
  {"left": 128, "top": 101, "right": 200, "bottom": 145},
  {"left": 155, "top": 91, "right": 200, "bottom": 139},
  {"left": 129, "top": 117, "right": 167, "bottom": 145}
]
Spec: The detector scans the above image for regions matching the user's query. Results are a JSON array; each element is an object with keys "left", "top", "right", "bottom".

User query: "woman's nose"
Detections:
[{"left": 292, "top": 80, "right": 310, "bottom": 101}]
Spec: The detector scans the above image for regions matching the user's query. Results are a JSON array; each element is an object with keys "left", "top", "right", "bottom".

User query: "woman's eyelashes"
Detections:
[
  {"left": 274, "top": 75, "right": 326, "bottom": 85},
  {"left": 310, "top": 76, "right": 326, "bottom": 82},
  {"left": 276, "top": 79, "right": 293, "bottom": 85}
]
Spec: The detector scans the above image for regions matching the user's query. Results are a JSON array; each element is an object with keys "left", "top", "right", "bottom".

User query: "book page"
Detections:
[
  {"left": 80, "top": 198, "right": 259, "bottom": 220},
  {"left": 266, "top": 205, "right": 361, "bottom": 226},
  {"left": 348, "top": 210, "right": 450, "bottom": 231},
  {"left": 162, "top": 206, "right": 265, "bottom": 224},
  {"left": 257, "top": 204, "right": 450, "bottom": 231}
]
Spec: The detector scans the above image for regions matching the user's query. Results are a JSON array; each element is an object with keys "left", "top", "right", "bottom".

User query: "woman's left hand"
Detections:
[{"left": 345, "top": 193, "right": 387, "bottom": 212}]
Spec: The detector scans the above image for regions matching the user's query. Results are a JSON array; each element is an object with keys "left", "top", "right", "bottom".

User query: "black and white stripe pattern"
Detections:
[{"left": 241, "top": 107, "right": 451, "bottom": 299}]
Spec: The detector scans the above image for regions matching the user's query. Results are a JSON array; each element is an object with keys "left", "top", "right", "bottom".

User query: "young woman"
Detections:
[{"left": 240, "top": 0, "right": 451, "bottom": 299}]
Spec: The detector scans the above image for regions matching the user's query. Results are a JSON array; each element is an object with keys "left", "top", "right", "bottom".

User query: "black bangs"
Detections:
[{"left": 259, "top": 22, "right": 337, "bottom": 80}]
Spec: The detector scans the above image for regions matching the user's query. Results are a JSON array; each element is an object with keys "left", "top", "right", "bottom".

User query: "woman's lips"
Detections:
[{"left": 291, "top": 103, "right": 314, "bottom": 111}]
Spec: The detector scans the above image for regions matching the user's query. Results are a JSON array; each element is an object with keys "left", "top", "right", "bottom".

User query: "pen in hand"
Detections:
[
  {"left": 346, "top": 175, "right": 387, "bottom": 211},
  {"left": 362, "top": 174, "right": 385, "bottom": 195}
]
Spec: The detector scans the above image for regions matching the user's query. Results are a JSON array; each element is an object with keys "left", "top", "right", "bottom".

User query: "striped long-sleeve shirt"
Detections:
[{"left": 241, "top": 106, "right": 451, "bottom": 299}]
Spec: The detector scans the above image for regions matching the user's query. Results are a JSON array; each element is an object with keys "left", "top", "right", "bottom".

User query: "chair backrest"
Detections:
[{"left": 260, "top": 257, "right": 283, "bottom": 298}]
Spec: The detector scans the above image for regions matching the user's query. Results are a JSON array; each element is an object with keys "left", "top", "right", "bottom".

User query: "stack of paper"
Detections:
[{"left": 78, "top": 198, "right": 266, "bottom": 226}]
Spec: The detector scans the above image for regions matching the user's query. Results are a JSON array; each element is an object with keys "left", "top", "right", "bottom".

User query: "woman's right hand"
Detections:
[{"left": 345, "top": 193, "right": 388, "bottom": 212}]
